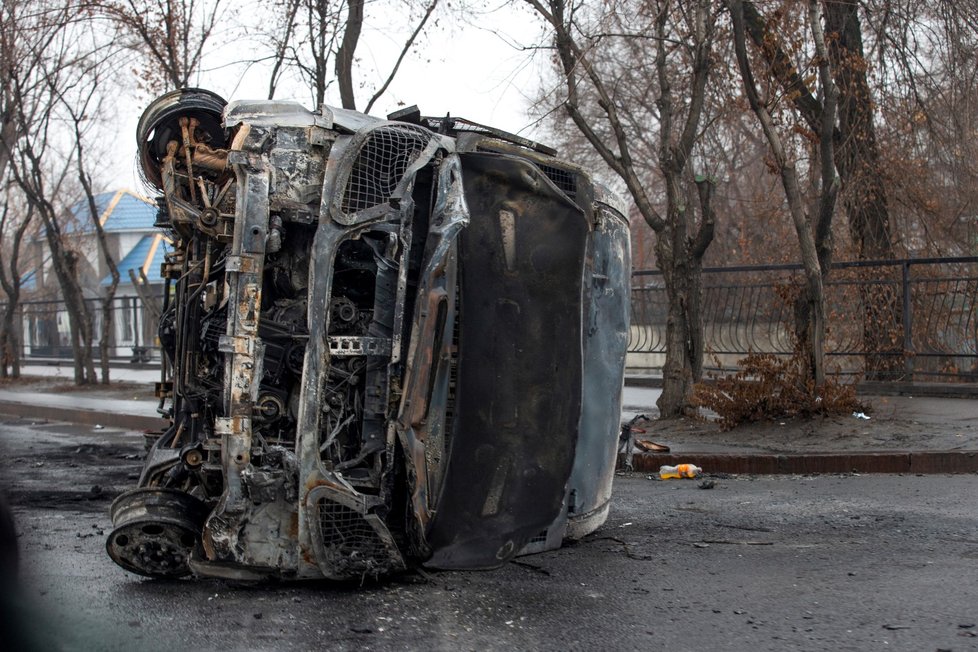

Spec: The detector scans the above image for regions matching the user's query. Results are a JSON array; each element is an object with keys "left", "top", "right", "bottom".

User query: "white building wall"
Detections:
[{"left": 116, "top": 233, "right": 146, "bottom": 264}]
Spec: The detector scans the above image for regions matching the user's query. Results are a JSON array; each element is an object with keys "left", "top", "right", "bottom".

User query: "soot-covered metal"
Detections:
[{"left": 105, "top": 89, "right": 631, "bottom": 581}]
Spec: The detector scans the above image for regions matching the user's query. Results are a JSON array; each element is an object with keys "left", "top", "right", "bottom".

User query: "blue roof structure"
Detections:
[
  {"left": 20, "top": 268, "right": 38, "bottom": 292},
  {"left": 66, "top": 190, "right": 157, "bottom": 234},
  {"left": 102, "top": 234, "right": 170, "bottom": 286}
]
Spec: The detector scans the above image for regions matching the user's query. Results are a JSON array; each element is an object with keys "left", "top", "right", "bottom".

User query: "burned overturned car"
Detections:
[{"left": 106, "top": 88, "right": 630, "bottom": 581}]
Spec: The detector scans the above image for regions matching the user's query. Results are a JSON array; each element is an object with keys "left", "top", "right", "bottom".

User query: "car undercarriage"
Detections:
[{"left": 105, "top": 89, "right": 630, "bottom": 581}]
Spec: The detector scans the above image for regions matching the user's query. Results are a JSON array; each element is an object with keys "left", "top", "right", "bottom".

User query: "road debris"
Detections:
[
  {"left": 635, "top": 440, "right": 670, "bottom": 453},
  {"left": 659, "top": 464, "right": 702, "bottom": 479}
]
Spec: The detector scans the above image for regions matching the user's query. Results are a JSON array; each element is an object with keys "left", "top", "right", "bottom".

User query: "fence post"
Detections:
[{"left": 902, "top": 260, "right": 914, "bottom": 381}]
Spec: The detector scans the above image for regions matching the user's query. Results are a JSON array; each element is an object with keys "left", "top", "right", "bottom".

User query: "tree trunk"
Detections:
[
  {"left": 729, "top": 0, "right": 837, "bottom": 389},
  {"left": 654, "top": 179, "right": 715, "bottom": 418},
  {"left": 0, "top": 118, "right": 18, "bottom": 182},
  {"left": 688, "top": 257, "right": 705, "bottom": 381},
  {"left": 0, "top": 323, "right": 8, "bottom": 379},
  {"left": 0, "top": 307, "right": 19, "bottom": 378},
  {"left": 335, "top": 0, "right": 364, "bottom": 110},
  {"left": 0, "top": 291, "right": 21, "bottom": 378},
  {"left": 655, "top": 247, "right": 707, "bottom": 417},
  {"left": 656, "top": 234, "right": 693, "bottom": 417},
  {"left": 98, "top": 291, "right": 116, "bottom": 382},
  {"left": 792, "top": 272, "right": 828, "bottom": 387},
  {"left": 61, "top": 249, "right": 97, "bottom": 384},
  {"left": 823, "top": 1, "right": 893, "bottom": 259},
  {"left": 0, "top": 205, "right": 30, "bottom": 379},
  {"left": 78, "top": 166, "right": 119, "bottom": 384},
  {"left": 8, "top": 309, "right": 19, "bottom": 377},
  {"left": 823, "top": 0, "right": 902, "bottom": 380},
  {"left": 38, "top": 212, "right": 97, "bottom": 385}
]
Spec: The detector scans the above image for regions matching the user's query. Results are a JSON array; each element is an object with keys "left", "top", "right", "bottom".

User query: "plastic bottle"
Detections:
[{"left": 658, "top": 464, "right": 702, "bottom": 479}]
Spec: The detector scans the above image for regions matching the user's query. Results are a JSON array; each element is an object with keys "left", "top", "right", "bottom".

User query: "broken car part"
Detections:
[{"left": 107, "top": 88, "right": 631, "bottom": 580}]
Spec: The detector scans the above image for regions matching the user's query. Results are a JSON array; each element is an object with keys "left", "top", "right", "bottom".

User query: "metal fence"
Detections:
[
  {"left": 7, "top": 258, "right": 977, "bottom": 382},
  {"left": 4, "top": 293, "right": 163, "bottom": 363},
  {"left": 629, "top": 257, "right": 978, "bottom": 382}
]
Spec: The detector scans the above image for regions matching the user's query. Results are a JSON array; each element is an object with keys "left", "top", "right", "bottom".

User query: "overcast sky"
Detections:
[{"left": 112, "top": 2, "right": 552, "bottom": 192}]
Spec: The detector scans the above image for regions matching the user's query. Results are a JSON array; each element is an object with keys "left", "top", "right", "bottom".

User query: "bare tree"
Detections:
[
  {"left": 0, "top": 190, "right": 34, "bottom": 378},
  {"left": 526, "top": 0, "right": 720, "bottom": 417},
  {"left": 822, "top": 1, "right": 893, "bottom": 260},
  {"left": 0, "top": 0, "right": 46, "bottom": 378},
  {"left": 265, "top": 0, "right": 302, "bottom": 100},
  {"left": 3, "top": 0, "right": 101, "bottom": 384},
  {"left": 1, "top": 0, "right": 68, "bottom": 181},
  {"left": 10, "top": 158, "right": 99, "bottom": 385},
  {"left": 861, "top": 0, "right": 978, "bottom": 248},
  {"left": 728, "top": 0, "right": 840, "bottom": 386},
  {"left": 98, "top": 0, "right": 225, "bottom": 92},
  {"left": 735, "top": 0, "right": 909, "bottom": 378},
  {"left": 335, "top": 0, "right": 364, "bottom": 109},
  {"left": 262, "top": 0, "right": 440, "bottom": 112},
  {"left": 58, "top": 73, "right": 121, "bottom": 384}
]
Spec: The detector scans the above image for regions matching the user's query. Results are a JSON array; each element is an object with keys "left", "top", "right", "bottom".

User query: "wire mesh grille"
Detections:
[
  {"left": 537, "top": 164, "right": 577, "bottom": 197},
  {"left": 317, "top": 500, "right": 392, "bottom": 574},
  {"left": 476, "top": 145, "right": 578, "bottom": 198},
  {"left": 340, "top": 126, "right": 432, "bottom": 218},
  {"left": 528, "top": 529, "right": 548, "bottom": 545}
]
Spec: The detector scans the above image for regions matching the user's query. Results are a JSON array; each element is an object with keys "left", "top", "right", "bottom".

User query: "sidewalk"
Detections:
[
  {"left": 0, "top": 367, "right": 164, "bottom": 431},
  {"left": 17, "top": 364, "right": 161, "bottom": 384},
  {"left": 0, "top": 371, "right": 975, "bottom": 474},
  {"left": 621, "top": 385, "right": 978, "bottom": 474}
]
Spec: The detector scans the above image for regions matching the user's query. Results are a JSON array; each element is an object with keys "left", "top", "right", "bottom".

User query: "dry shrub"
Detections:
[{"left": 693, "top": 352, "right": 865, "bottom": 431}]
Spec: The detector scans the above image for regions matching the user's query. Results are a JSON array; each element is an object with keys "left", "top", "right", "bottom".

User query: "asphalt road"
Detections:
[{"left": 2, "top": 418, "right": 977, "bottom": 651}]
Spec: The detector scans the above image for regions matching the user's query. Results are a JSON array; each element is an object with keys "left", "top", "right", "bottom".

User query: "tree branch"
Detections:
[
  {"left": 365, "top": 0, "right": 439, "bottom": 115},
  {"left": 741, "top": 0, "right": 823, "bottom": 133},
  {"left": 810, "top": 0, "right": 839, "bottom": 271},
  {"left": 691, "top": 176, "right": 716, "bottom": 259},
  {"left": 525, "top": 0, "right": 664, "bottom": 231}
]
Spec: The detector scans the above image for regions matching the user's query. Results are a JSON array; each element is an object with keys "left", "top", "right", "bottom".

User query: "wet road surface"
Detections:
[{"left": 2, "top": 418, "right": 977, "bottom": 651}]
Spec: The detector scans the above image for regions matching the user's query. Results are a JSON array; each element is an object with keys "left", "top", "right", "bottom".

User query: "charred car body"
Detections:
[{"left": 106, "top": 89, "right": 630, "bottom": 581}]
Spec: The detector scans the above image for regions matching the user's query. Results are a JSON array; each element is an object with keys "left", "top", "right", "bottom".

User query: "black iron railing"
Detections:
[
  {"left": 7, "top": 258, "right": 977, "bottom": 381},
  {"left": 629, "top": 257, "right": 978, "bottom": 381},
  {"left": 3, "top": 294, "right": 164, "bottom": 363}
]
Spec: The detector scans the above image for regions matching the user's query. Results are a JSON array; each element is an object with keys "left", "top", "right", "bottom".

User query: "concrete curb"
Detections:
[
  {"left": 623, "top": 375, "right": 978, "bottom": 398},
  {"left": 4, "top": 397, "right": 976, "bottom": 475},
  {"left": 0, "top": 400, "right": 165, "bottom": 432},
  {"left": 620, "top": 451, "right": 978, "bottom": 475}
]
